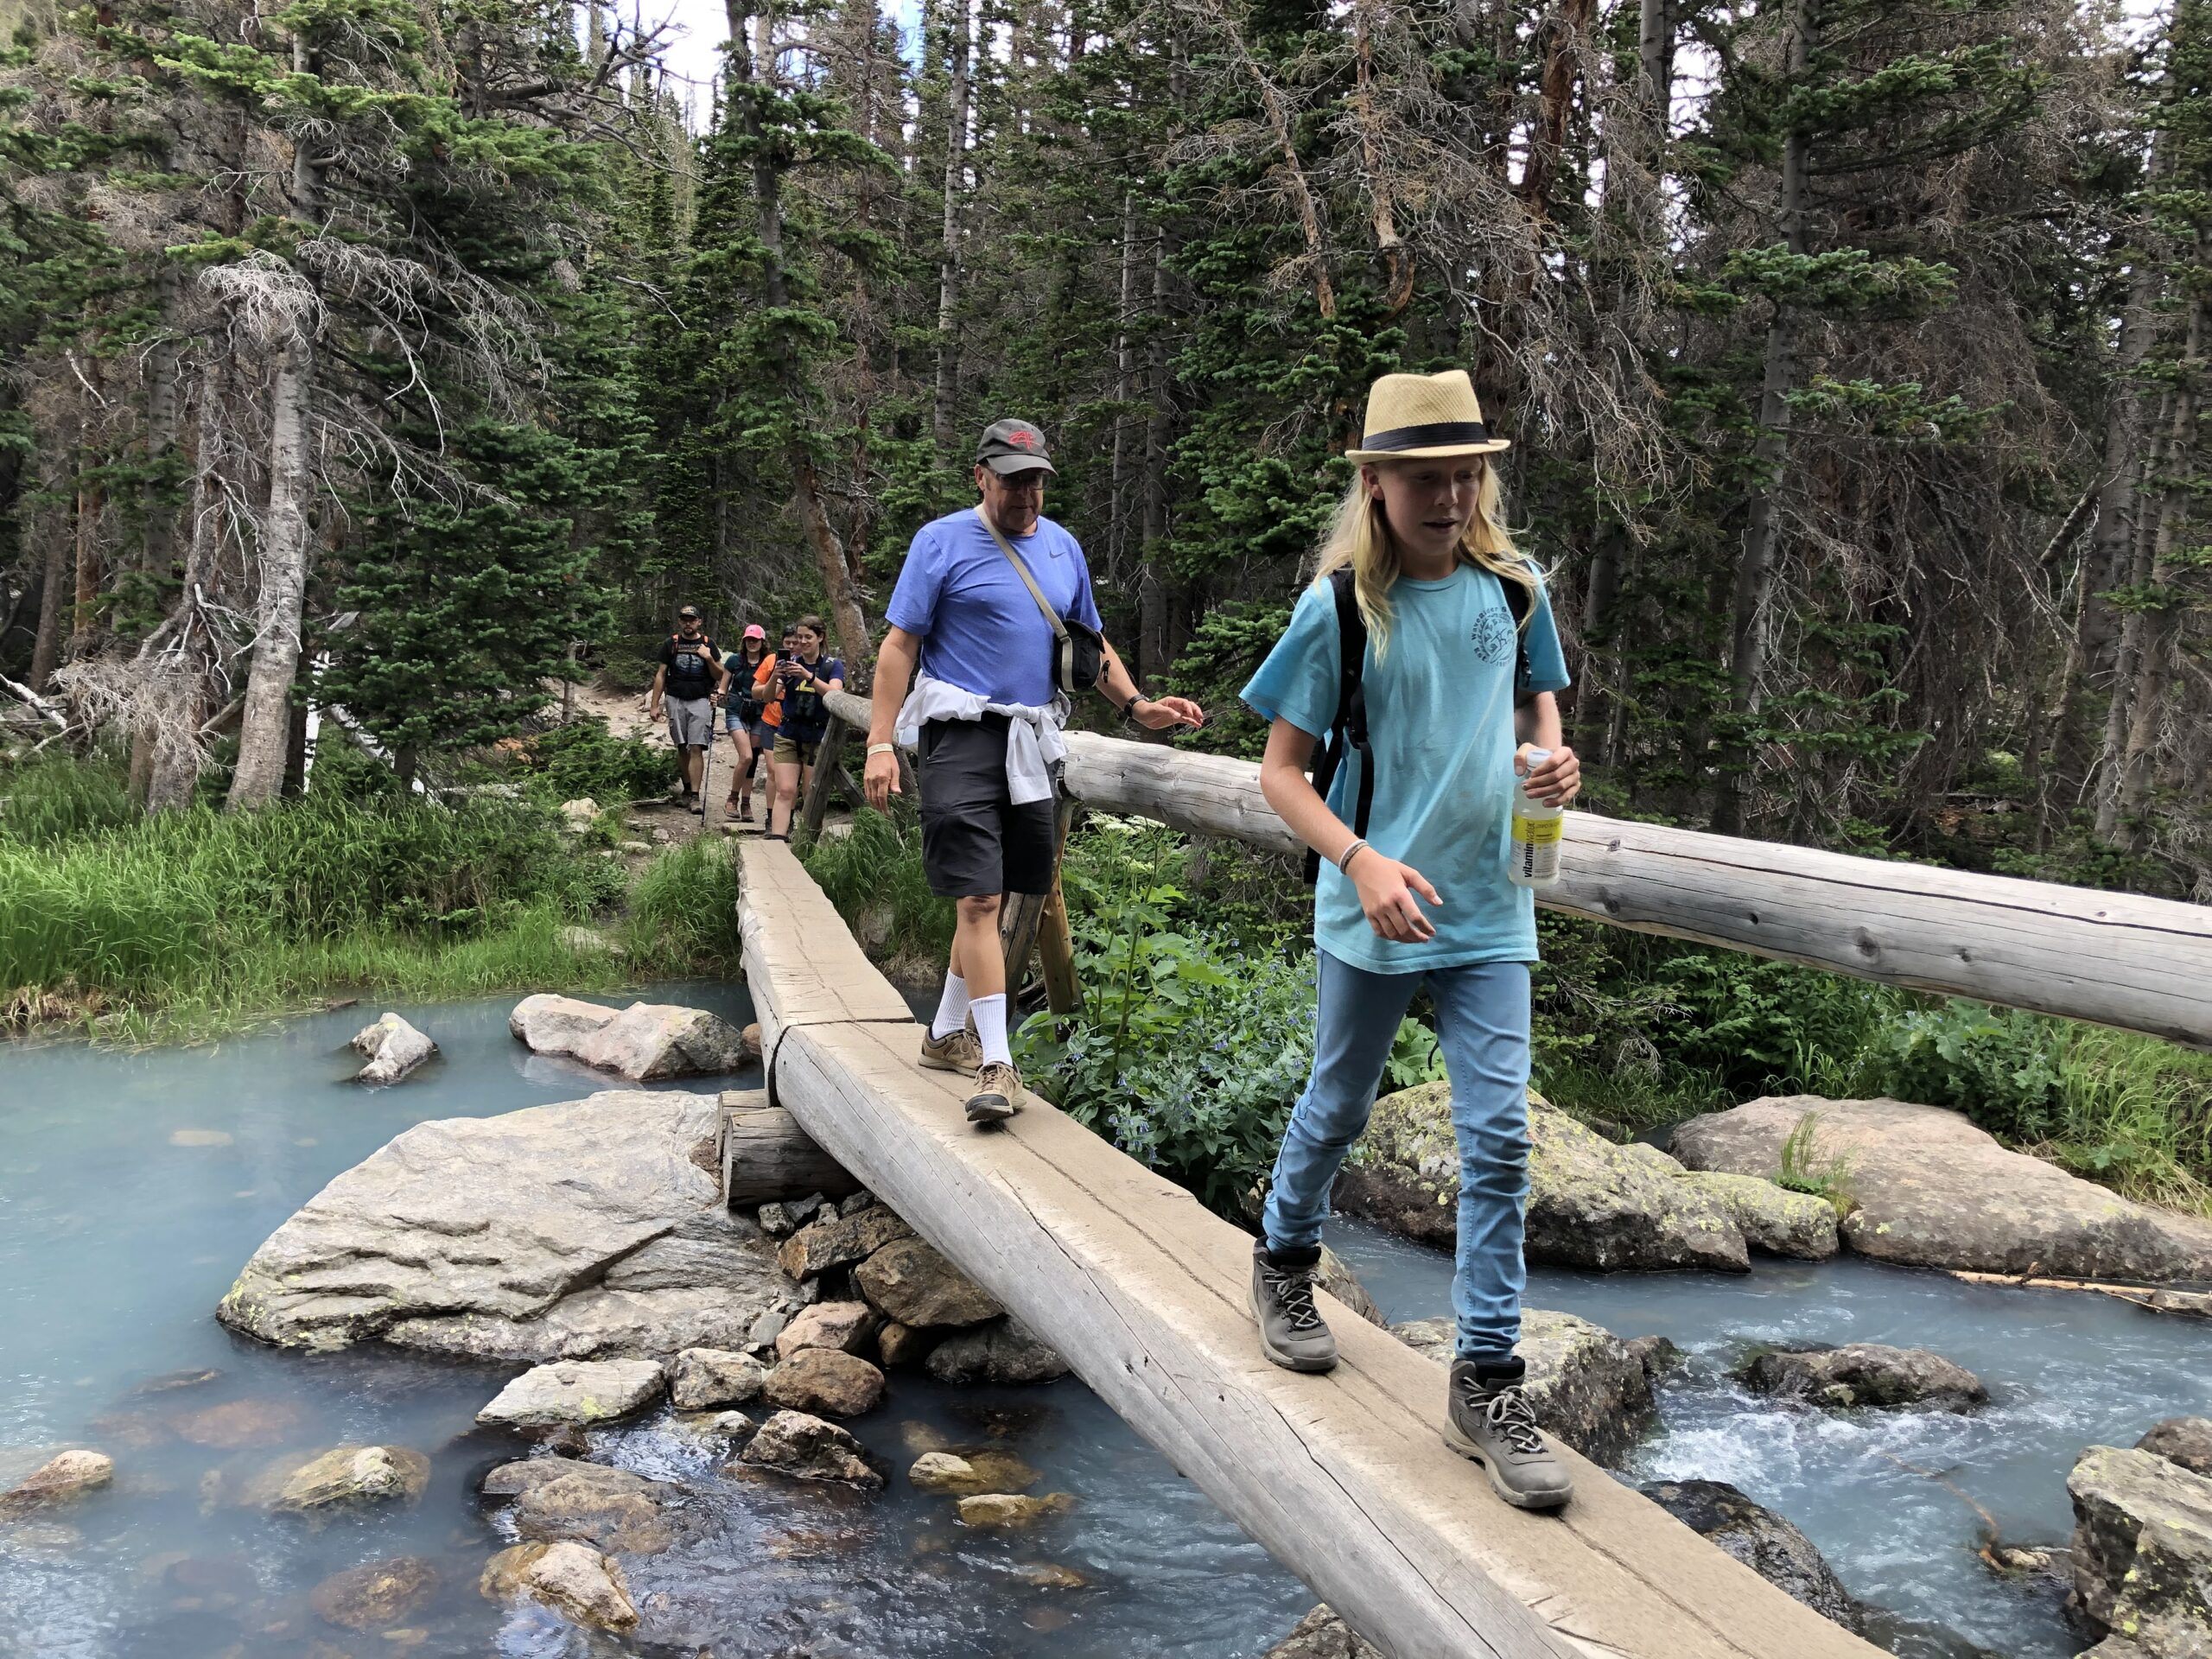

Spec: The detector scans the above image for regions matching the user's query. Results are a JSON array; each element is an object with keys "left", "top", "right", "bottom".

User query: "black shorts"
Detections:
[{"left": 918, "top": 716, "right": 1060, "bottom": 899}]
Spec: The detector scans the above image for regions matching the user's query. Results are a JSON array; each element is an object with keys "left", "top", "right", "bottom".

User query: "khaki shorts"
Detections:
[
  {"left": 664, "top": 696, "right": 715, "bottom": 748},
  {"left": 772, "top": 734, "right": 821, "bottom": 766}
]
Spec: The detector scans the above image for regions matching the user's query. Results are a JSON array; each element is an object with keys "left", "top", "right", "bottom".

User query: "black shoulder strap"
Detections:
[
  {"left": 1502, "top": 566, "right": 1535, "bottom": 704},
  {"left": 1303, "top": 568, "right": 1373, "bottom": 885}
]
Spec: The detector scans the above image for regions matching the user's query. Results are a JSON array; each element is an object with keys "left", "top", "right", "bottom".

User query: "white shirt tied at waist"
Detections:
[{"left": 895, "top": 676, "right": 1068, "bottom": 806}]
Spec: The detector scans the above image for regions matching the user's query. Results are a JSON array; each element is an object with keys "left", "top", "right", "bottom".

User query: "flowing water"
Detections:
[
  {"left": 0, "top": 989, "right": 1309, "bottom": 1658},
  {"left": 1326, "top": 1215, "right": 2212, "bottom": 1659}
]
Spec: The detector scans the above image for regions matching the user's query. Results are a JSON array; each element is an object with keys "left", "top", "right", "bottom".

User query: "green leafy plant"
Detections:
[{"left": 1775, "top": 1109, "right": 1859, "bottom": 1215}]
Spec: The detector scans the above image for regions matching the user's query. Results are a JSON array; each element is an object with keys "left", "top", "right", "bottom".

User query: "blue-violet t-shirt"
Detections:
[
  {"left": 1240, "top": 563, "right": 1570, "bottom": 974},
  {"left": 885, "top": 509, "right": 1104, "bottom": 709}
]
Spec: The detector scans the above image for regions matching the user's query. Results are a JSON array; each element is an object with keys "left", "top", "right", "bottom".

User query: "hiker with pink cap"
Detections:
[{"left": 720, "top": 623, "right": 772, "bottom": 824}]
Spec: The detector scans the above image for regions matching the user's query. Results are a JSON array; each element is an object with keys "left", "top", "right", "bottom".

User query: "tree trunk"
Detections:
[
  {"left": 1522, "top": 0, "right": 1598, "bottom": 217},
  {"left": 1109, "top": 187, "right": 1140, "bottom": 580},
  {"left": 1140, "top": 219, "right": 1175, "bottom": 681},
  {"left": 147, "top": 346, "right": 233, "bottom": 814},
  {"left": 1351, "top": 0, "right": 1412, "bottom": 318},
  {"left": 142, "top": 274, "right": 184, "bottom": 582},
  {"left": 29, "top": 399, "right": 79, "bottom": 691},
  {"left": 931, "top": 0, "right": 971, "bottom": 460},
  {"left": 1714, "top": 0, "right": 1815, "bottom": 836},
  {"left": 227, "top": 330, "right": 315, "bottom": 809}
]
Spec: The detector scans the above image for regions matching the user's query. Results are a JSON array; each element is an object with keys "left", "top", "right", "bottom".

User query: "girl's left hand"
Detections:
[{"left": 1516, "top": 743, "right": 1580, "bottom": 807}]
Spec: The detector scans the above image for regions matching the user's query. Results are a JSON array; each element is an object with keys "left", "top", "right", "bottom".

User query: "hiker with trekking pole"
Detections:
[
  {"left": 862, "top": 418, "right": 1205, "bottom": 1128},
  {"left": 1239, "top": 371, "right": 1582, "bottom": 1510},
  {"left": 645, "top": 604, "right": 729, "bottom": 814}
]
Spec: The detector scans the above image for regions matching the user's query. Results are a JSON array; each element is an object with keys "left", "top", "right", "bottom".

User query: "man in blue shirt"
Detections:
[{"left": 864, "top": 418, "right": 1204, "bottom": 1126}]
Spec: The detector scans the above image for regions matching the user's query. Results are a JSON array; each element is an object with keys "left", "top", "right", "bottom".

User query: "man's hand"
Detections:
[
  {"left": 1133, "top": 696, "right": 1205, "bottom": 731},
  {"left": 646, "top": 699, "right": 661, "bottom": 721},
  {"left": 1516, "top": 743, "right": 1581, "bottom": 807},
  {"left": 1348, "top": 848, "right": 1440, "bottom": 943},
  {"left": 864, "top": 747, "right": 900, "bottom": 813}
]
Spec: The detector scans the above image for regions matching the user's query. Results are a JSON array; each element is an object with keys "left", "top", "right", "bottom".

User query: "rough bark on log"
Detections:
[{"left": 717, "top": 1090, "right": 861, "bottom": 1207}]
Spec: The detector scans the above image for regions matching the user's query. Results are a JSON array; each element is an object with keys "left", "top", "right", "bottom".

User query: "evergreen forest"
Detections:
[{"left": 0, "top": 0, "right": 2202, "bottom": 898}]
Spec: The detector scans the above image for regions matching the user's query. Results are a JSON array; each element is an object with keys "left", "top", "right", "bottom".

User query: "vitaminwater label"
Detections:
[{"left": 1510, "top": 815, "right": 1565, "bottom": 844}]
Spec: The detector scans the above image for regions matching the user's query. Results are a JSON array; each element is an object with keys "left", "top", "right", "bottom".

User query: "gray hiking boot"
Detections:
[
  {"left": 1443, "top": 1357, "right": 1573, "bottom": 1510},
  {"left": 919, "top": 1024, "right": 982, "bottom": 1077},
  {"left": 966, "top": 1060, "right": 1023, "bottom": 1127},
  {"left": 1249, "top": 1243, "right": 1338, "bottom": 1373}
]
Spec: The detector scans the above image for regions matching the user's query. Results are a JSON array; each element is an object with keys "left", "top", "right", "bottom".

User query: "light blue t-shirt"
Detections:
[
  {"left": 885, "top": 509, "right": 1104, "bottom": 708},
  {"left": 1241, "top": 563, "right": 1571, "bottom": 974}
]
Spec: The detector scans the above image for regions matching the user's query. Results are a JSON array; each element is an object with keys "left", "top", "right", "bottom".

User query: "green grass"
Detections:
[
  {"left": 797, "top": 801, "right": 955, "bottom": 967},
  {"left": 0, "top": 751, "right": 738, "bottom": 1042}
]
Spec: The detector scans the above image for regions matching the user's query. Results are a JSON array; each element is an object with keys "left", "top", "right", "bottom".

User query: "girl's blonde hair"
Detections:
[{"left": 1313, "top": 459, "right": 1535, "bottom": 658}]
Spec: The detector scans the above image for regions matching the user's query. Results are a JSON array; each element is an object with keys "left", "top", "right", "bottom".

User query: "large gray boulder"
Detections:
[
  {"left": 1738, "top": 1344, "right": 1988, "bottom": 1413},
  {"left": 1639, "top": 1478, "right": 1868, "bottom": 1635},
  {"left": 2067, "top": 1445, "right": 2212, "bottom": 1657},
  {"left": 1389, "top": 1308, "right": 1656, "bottom": 1467},
  {"left": 1670, "top": 1096, "right": 2212, "bottom": 1281},
  {"left": 1338, "top": 1084, "right": 1748, "bottom": 1272},
  {"left": 2138, "top": 1418, "right": 2212, "bottom": 1478},
  {"left": 218, "top": 1091, "right": 795, "bottom": 1357},
  {"left": 508, "top": 994, "right": 749, "bottom": 1080}
]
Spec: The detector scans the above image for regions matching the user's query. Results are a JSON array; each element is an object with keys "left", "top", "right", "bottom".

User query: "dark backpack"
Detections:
[{"left": 1303, "top": 563, "right": 1534, "bottom": 885}]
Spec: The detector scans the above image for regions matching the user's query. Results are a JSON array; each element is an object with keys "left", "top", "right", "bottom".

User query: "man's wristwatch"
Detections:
[{"left": 1119, "top": 691, "right": 1144, "bottom": 723}]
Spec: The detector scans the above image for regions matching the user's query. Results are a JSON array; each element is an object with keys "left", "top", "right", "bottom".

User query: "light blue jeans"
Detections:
[{"left": 1262, "top": 951, "right": 1533, "bottom": 1364}]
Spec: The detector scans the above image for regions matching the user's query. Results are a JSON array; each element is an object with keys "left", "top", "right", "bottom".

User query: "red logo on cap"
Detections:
[{"left": 1007, "top": 429, "right": 1038, "bottom": 449}]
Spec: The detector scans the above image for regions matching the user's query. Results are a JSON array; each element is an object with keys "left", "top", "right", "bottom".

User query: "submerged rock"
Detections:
[
  {"left": 172, "top": 1396, "right": 306, "bottom": 1448},
  {"left": 0, "top": 1449, "right": 113, "bottom": 1516},
  {"left": 1337, "top": 1084, "right": 1749, "bottom": 1272},
  {"left": 1640, "top": 1478, "right": 1867, "bottom": 1634},
  {"left": 481, "top": 1539, "right": 639, "bottom": 1633},
  {"left": 1623, "top": 1335, "right": 1685, "bottom": 1381},
  {"left": 763, "top": 1349, "right": 887, "bottom": 1417},
  {"left": 476, "top": 1358, "right": 665, "bottom": 1429},
  {"left": 509, "top": 994, "right": 749, "bottom": 1080},
  {"left": 219, "top": 1090, "right": 793, "bottom": 1357},
  {"left": 1389, "top": 1309, "right": 1656, "bottom": 1466},
  {"left": 957, "top": 1491, "right": 1075, "bottom": 1529},
  {"left": 1670, "top": 1095, "right": 2212, "bottom": 1281},
  {"left": 270, "top": 1444, "right": 430, "bottom": 1516},
  {"left": 1265, "top": 1605, "right": 1383, "bottom": 1659},
  {"left": 736, "top": 1409, "right": 883, "bottom": 1489},
  {"left": 308, "top": 1555, "right": 440, "bottom": 1631},
  {"left": 507, "top": 1462, "right": 681, "bottom": 1555},
  {"left": 907, "top": 1450, "right": 1041, "bottom": 1495},
  {"left": 350, "top": 1013, "right": 436, "bottom": 1085},
  {"left": 924, "top": 1317, "right": 1070, "bottom": 1386},
  {"left": 855, "top": 1237, "right": 1002, "bottom": 1328},
  {"left": 671, "top": 1346, "right": 767, "bottom": 1410},
  {"left": 1738, "top": 1344, "right": 1988, "bottom": 1413},
  {"left": 776, "top": 1300, "right": 880, "bottom": 1359},
  {"left": 2137, "top": 1417, "right": 2212, "bottom": 1478},
  {"left": 2067, "top": 1444, "right": 2212, "bottom": 1657}
]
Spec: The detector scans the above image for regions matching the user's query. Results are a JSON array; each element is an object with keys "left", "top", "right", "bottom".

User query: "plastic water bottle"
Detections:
[{"left": 1509, "top": 748, "right": 1563, "bottom": 888}]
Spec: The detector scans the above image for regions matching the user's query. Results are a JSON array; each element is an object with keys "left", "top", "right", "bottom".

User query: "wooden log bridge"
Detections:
[
  {"left": 817, "top": 690, "right": 2212, "bottom": 1049},
  {"left": 738, "top": 837, "right": 1883, "bottom": 1659}
]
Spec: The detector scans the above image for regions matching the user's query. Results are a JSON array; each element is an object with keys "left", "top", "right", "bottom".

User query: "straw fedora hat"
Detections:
[{"left": 1344, "top": 370, "right": 1511, "bottom": 461}]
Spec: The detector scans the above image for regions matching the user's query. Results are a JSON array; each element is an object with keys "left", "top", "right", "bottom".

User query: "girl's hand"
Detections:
[
  {"left": 1348, "top": 848, "right": 1440, "bottom": 943},
  {"left": 1517, "top": 743, "right": 1580, "bottom": 807}
]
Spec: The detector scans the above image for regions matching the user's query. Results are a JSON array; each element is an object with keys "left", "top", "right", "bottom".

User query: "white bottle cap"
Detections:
[{"left": 1522, "top": 747, "right": 1551, "bottom": 770}]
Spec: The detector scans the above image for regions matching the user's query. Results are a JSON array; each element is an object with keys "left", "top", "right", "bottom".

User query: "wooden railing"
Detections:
[{"left": 817, "top": 690, "right": 2212, "bottom": 1051}]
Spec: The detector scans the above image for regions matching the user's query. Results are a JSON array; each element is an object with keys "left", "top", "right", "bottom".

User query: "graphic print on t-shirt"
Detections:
[{"left": 1468, "top": 607, "right": 1515, "bottom": 665}]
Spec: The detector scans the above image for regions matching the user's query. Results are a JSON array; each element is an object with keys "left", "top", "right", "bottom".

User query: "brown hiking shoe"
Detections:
[
  {"left": 1443, "top": 1357, "right": 1573, "bottom": 1510},
  {"left": 966, "top": 1060, "right": 1022, "bottom": 1126},
  {"left": 919, "top": 1025, "right": 982, "bottom": 1077}
]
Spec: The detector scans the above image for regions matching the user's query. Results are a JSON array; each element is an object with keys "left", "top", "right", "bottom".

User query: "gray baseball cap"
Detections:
[{"left": 976, "top": 418, "right": 1057, "bottom": 476}]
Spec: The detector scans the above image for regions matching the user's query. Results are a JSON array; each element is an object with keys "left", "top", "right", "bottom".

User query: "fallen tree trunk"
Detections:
[{"left": 716, "top": 1090, "right": 861, "bottom": 1208}]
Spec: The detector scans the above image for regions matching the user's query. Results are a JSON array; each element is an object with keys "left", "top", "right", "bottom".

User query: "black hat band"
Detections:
[{"left": 1358, "top": 420, "right": 1491, "bottom": 451}]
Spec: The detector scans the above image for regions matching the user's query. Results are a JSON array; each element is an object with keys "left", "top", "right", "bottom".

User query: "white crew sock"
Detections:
[
  {"left": 931, "top": 972, "right": 971, "bottom": 1040},
  {"left": 969, "top": 993, "right": 1012, "bottom": 1068}
]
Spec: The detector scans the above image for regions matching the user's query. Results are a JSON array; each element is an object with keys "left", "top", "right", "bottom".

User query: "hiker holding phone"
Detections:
[
  {"left": 863, "top": 418, "right": 1205, "bottom": 1128},
  {"left": 763, "top": 616, "right": 843, "bottom": 842},
  {"left": 1240, "top": 372, "right": 1581, "bottom": 1510}
]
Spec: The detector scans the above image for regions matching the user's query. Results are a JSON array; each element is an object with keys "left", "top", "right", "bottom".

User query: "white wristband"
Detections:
[
  {"left": 866, "top": 742, "right": 897, "bottom": 758},
  {"left": 1337, "top": 838, "right": 1369, "bottom": 874}
]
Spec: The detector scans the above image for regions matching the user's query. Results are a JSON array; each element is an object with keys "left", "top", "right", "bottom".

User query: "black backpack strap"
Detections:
[
  {"left": 1303, "top": 568, "right": 1372, "bottom": 884},
  {"left": 1502, "top": 566, "right": 1535, "bottom": 705}
]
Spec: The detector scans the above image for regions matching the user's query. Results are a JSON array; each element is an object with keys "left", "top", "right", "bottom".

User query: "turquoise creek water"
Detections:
[
  {"left": 0, "top": 989, "right": 1307, "bottom": 1658},
  {"left": 4, "top": 993, "right": 2209, "bottom": 1656}
]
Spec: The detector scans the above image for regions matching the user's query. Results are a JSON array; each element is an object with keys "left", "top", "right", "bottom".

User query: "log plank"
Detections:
[
  {"left": 739, "top": 840, "right": 1882, "bottom": 1659},
  {"left": 716, "top": 1089, "right": 861, "bottom": 1207},
  {"left": 1055, "top": 731, "right": 2212, "bottom": 1051}
]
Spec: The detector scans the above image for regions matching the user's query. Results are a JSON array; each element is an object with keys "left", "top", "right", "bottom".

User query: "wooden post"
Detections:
[
  {"left": 701, "top": 719, "right": 726, "bottom": 833},
  {"left": 800, "top": 715, "right": 850, "bottom": 836},
  {"left": 998, "top": 793, "right": 1077, "bottom": 999},
  {"left": 1038, "top": 868, "right": 1082, "bottom": 1014}
]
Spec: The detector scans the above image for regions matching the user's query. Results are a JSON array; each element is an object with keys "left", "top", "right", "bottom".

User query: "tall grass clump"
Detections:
[
  {"left": 798, "top": 802, "right": 954, "bottom": 965},
  {"left": 623, "top": 836, "right": 745, "bottom": 970},
  {"left": 0, "top": 772, "right": 631, "bottom": 1031},
  {"left": 0, "top": 750, "right": 137, "bottom": 845}
]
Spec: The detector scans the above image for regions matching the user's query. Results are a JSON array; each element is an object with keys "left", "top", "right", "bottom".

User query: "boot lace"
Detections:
[
  {"left": 1262, "top": 1264, "right": 1325, "bottom": 1334},
  {"left": 1462, "top": 1376, "right": 1547, "bottom": 1456}
]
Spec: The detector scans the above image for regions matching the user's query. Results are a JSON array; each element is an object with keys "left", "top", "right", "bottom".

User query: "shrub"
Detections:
[
  {"left": 506, "top": 717, "right": 671, "bottom": 806},
  {"left": 623, "top": 836, "right": 745, "bottom": 970}
]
